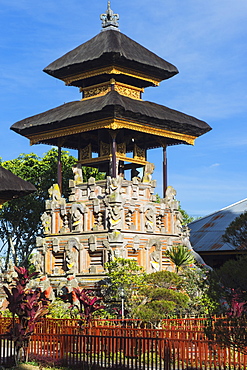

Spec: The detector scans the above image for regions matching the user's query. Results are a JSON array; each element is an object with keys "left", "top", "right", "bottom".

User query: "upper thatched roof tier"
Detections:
[
  {"left": 0, "top": 166, "right": 36, "bottom": 203},
  {"left": 43, "top": 30, "right": 178, "bottom": 88},
  {"left": 11, "top": 91, "right": 211, "bottom": 150}
]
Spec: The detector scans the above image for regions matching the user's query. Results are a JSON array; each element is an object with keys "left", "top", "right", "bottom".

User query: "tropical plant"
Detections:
[
  {"left": 133, "top": 270, "right": 189, "bottom": 327},
  {"left": 60, "top": 287, "right": 104, "bottom": 327},
  {"left": 166, "top": 245, "right": 195, "bottom": 273},
  {"left": 99, "top": 258, "right": 145, "bottom": 317},
  {"left": 3, "top": 266, "right": 49, "bottom": 364}
]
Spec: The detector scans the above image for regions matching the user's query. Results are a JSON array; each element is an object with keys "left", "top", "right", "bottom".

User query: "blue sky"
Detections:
[{"left": 0, "top": 0, "right": 246, "bottom": 218}]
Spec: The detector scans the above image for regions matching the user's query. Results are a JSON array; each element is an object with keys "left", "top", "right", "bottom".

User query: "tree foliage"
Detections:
[
  {"left": 222, "top": 211, "right": 247, "bottom": 249},
  {"left": 166, "top": 245, "right": 195, "bottom": 273},
  {"left": 0, "top": 149, "right": 103, "bottom": 267},
  {"left": 133, "top": 271, "right": 189, "bottom": 326},
  {"left": 99, "top": 258, "right": 145, "bottom": 317}
]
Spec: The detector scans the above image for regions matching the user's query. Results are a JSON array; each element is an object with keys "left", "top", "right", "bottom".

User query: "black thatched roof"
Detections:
[
  {"left": 0, "top": 166, "right": 36, "bottom": 201},
  {"left": 44, "top": 30, "right": 178, "bottom": 87},
  {"left": 11, "top": 91, "right": 211, "bottom": 145}
]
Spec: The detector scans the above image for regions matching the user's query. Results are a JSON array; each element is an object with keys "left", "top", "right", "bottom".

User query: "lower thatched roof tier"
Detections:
[
  {"left": 0, "top": 166, "right": 36, "bottom": 202},
  {"left": 11, "top": 91, "right": 211, "bottom": 150}
]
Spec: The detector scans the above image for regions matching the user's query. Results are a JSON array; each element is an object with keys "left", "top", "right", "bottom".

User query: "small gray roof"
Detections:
[
  {"left": 0, "top": 166, "right": 36, "bottom": 201},
  {"left": 43, "top": 29, "right": 178, "bottom": 84},
  {"left": 189, "top": 198, "right": 247, "bottom": 252}
]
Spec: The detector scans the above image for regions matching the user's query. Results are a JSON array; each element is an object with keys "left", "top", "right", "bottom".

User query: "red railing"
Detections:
[{"left": 1, "top": 317, "right": 246, "bottom": 369}]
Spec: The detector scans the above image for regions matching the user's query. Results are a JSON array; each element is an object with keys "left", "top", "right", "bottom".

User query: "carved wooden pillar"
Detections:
[
  {"left": 163, "top": 145, "right": 167, "bottom": 198},
  {"left": 110, "top": 131, "right": 117, "bottom": 178},
  {"left": 57, "top": 146, "right": 62, "bottom": 193}
]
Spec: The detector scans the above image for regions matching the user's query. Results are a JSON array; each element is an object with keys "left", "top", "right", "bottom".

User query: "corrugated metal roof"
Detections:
[{"left": 189, "top": 199, "right": 247, "bottom": 252}]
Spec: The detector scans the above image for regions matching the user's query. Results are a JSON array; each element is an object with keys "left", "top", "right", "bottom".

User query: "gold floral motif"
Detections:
[
  {"left": 114, "top": 85, "right": 141, "bottom": 99},
  {"left": 83, "top": 85, "right": 110, "bottom": 99},
  {"left": 134, "top": 144, "right": 146, "bottom": 161},
  {"left": 100, "top": 142, "right": 111, "bottom": 156},
  {"left": 117, "top": 143, "right": 126, "bottom": 155},
  {"left": 79, "top": 144, "right": 92, "bottom": 160}
]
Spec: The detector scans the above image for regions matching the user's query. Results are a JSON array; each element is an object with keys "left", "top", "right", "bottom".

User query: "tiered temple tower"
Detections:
[{"left": 11, "top": 3, "right": 211, "bottom": 289}]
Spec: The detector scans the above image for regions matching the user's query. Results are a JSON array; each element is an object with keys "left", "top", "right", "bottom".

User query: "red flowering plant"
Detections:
[
  {"left": 61, "top": 287, "right": 105, "bottom": 329},
  {"left": 3, "top": 266, "right": 49, "bottom": 364},
  {"left": 205, "top": 289, "right": 247, "bottom": 354}
]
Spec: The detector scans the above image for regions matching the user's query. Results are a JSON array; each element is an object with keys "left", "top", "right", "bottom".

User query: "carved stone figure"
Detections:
[
  {"left": 41, "top": 211, "right": 51, "bottom": 234},
  {"left": 142, "top": 162, "right": 155, "bottom": 183},
  {"left": 30, "top": 252, "right": 44, "bottom": 274},
  {"left": 65, "top": 244, "right": 78, "bottom": 274},
  {"left": 174, "top": 211, "right": 183, "bottom": 235},
  {"left": 145, "top": 208, "right": 155, "bottom": 232},
  {"left": 71, "top": 203, "right": 86, "bottom": 232},
  {"left": 48, "top": 183, "right": 62, "bottom": 203},
  {"left": 164, "top": 186, "right": 179, "bottom": 210},
  {"left": 72, "top": 164, "right": 83, "bottom": 185},
  {"left": 150, "top": 250, "right": 160, "bottom": 272},
  {"left": 108, "top": 204, "right": 122, "bottom": 230}
]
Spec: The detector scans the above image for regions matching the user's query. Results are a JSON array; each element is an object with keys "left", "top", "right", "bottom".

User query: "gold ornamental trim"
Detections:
[
  {"left": 81, "top": 80, "right": 143, "bottom": 101},
  {"left": 78, "top": 154, "right": 147, "bottom": 166},
  {"left": 63, "top": 66, "right": 161, "bottom": 86},
  {"left": 29, "top": 118, "right": 196, "bottom": 146}
]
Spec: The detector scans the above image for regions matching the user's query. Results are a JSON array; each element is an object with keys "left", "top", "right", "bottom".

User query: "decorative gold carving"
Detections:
[
  {"left": 29, "top": 118, "right": 196, "bottom": 146},
  {"left": 83, "top": 85, "right": 110, "bottom": 99},
  {"left": 114, "top": 85, "right": 141, "bottom": 99},
  {"left": 117, "top": 143, "right": 126, "bottom": 155},
  {"left": 63, "top": 66, "right": 161, "bottom": 87},
  {"left": 134, "top": 144, "right": 146, "bottom": 161},
  {"left": 79, "top": 143, "right": 92, "bottom": 160},
  {"left": 100, "top": 142, "right": 111, "bottom": 156}
]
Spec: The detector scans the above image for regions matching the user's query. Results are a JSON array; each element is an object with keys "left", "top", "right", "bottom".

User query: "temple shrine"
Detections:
[{"left": 10, "top": 2, "right": 211, "bottom": 290}]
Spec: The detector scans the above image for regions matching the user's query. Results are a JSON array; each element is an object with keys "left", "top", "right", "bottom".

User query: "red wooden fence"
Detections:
[{"left": 1, "top": 317, "right": 247, "bottom": 369}]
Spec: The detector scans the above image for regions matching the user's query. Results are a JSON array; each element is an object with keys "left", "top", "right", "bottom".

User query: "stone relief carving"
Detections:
[
  {"left": 71, "top": 203, "right": 86, "bottom": 232},
  {"left": 65, "top": 241, "right": 78, "bottom": 274},
  {"left": 174, "top": 211, "right": 183, "bottom": 235},
  {"left": 144, "top": 206, "right": 156, "bottom": 233},
  {"left": 30, "top": 252, "right": 44, "bottom": 274},
  {"left": 88, "top": 177, "right": 97, "bottom": 199},
  {"left": 89, "top": 235, "right": 97, "bottom": 252},
  {"left": 133, "top": 235, "right": 140, "bottom": 252},
  {"left": 108, "top": 204, "right": 123, "bottom": 231},
  {"left": 145, "top": 238, "right": 161, "bottom": 272},
  {"left": 41, "top": 211, "right": 51, "bottom": 234}
]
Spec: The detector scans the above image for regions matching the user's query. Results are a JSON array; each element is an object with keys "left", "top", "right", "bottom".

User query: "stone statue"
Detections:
[
  {"left": 145, "top": 208, "right": 155, "bottom": 232},
  {"left": 150, "top": 250, "right": 160, "bottom": 272},
  {"left": 142, "top": 162, "right": 155, "bottom": 183},
  {"left": 163, "top": 186, "right": 179, "bottom": 210},
  {"left": 30, "top": 252, "right": 44, "bottom": 274},
  {"left": 108, "top": 204, "right": 122, "bottom": 231},
  {"left": 71, "top": 203, "right": 85, "bottom": 232},
  {"left": 72, "top": 164, "right": 83, "bottom": 185},
  {"left": 65, "top": 244, "right": 78, "bottom": 274},
  {"left": 48, "top": 183, "right": 62, "bottom": 202},
  {"left": 41, "top": 211, "right": 51, "bottom": 234}
]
